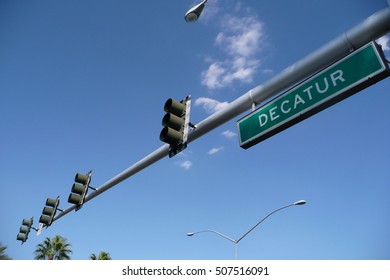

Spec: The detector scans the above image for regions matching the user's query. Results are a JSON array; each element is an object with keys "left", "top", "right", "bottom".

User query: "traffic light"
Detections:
[
  {"left": 67, "top": 171, "right": 94, "bottom": 210},
  {"left": 39, "top": 197, "right": 61, "bottom": 226},
  {"left": 16, "top": 218, "right": 34, "bottom": 244},
  {"left": 160, "top": 96, "right": 192, "bottom": 157}
]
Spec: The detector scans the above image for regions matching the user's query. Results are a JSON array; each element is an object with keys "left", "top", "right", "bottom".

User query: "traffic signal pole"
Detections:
[{"left": 53, "top": 6, "right": 390, "bottom": 223}]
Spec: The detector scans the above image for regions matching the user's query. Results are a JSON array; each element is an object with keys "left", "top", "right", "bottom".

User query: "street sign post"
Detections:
[{"left": 237, "top": 42, "right": 389, "bottom": 149}]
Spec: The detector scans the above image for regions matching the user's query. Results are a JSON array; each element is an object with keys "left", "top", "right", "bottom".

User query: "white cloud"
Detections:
[
  {"left": 208, "top": 146, "right": 224, "bottom": 155},
  {"left": 376, "top": 35, "right": 390, "bottom": 51},
  {"left": 221, "top": 130, "right": 237, "bottom": 139},
  {"left": 201, "top": 14, "right": 265, "bottom": 90},
  {"left": 201, "top": 62, "right": 226, "bottom": 89},
  {"left": 180, "top": 160, "right": 192, "bottom": 170},
  {"left": 194, "top": 97, "right": 229, "bottom": 113},
  {"left": 218, "top": 16, "right": 263, "bottom": 57}
]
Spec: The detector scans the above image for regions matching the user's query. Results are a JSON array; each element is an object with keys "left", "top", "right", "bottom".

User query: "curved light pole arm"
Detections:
[
  {"left": 188, "top": 229, "right": 236, "bottom": 243},
  {"left": 236, "top": 203, "right": 297, "bottom": 244},
  {"left": 187, "top": 201, "right": 305, "bottom": 259},
  {"left": 187, "top": 229, "right": 238, "bottom": 259}
]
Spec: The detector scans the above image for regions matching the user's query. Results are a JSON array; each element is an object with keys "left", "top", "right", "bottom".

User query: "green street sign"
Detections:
[{"left": 237, "top": 42, "right": 389, "bottom": 149}]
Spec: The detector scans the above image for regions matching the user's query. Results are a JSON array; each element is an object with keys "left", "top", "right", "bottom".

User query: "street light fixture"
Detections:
[
  {"left": 185, "top": 0, "right": 208, "bottom": 23},
  {"left": 293, "top": 200, "right": 306, "bottom": 205},
  {"left": 187, "top": 200, "right": 306, "bottom": 259}
]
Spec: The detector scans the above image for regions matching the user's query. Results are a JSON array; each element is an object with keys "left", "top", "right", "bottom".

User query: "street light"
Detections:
[
  {"left": 187, "top": 200, "right": 306, "bottom": 259},
  {"left": 185, "top": 0, "right": 208, "bottom": 23}
]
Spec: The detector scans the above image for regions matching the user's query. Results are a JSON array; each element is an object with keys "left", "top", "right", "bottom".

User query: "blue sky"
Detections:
[{"left": 1, "top": 0, "right": 390, "bottom": 260}]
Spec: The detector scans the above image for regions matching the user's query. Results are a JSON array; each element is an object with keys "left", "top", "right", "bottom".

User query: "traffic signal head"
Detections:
[
  {"left": 75, "top": 172, "right": 89, "bottom": 184},
  {"left": 39, "top": 197, "right": 60, "bottom": 226},
  {"left": 16, "top": 218, "right": 33, "bottom": 244},
  {"left": 160, "top": 96, "right": 191, "bottom": 157},
  {"left": 68, "top": 183, "right": 86, "bottom": 204},
  {"left": 164, "top": 98, "right": 186, "bottom": 116},
  {"left": 67, "top": 172, "right": 92, "bottom": 210},
  {"left": 160, "top": 99, "right": 186, "bottom": 146}
]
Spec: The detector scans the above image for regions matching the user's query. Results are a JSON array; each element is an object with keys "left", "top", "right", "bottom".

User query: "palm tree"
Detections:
[
  {"left": 0, "top": 243, "right": 12, "bottom": 260},
  {"left": 34, "top": 235, "right": 72, "bottom": 260},
  {"left": 89, "top": 251, "right": 112, "bottom": 260}
]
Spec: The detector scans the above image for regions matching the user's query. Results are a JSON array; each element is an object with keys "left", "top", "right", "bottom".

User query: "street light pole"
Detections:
[
  {"left": 187, "top": 200, "right": 306, "bottom": 259},
  {"left": 187, "top": 229, "right": 238, "bottom": 259},
  {"left": 236, "top": 200, "right": 306, "bottom": 244}
]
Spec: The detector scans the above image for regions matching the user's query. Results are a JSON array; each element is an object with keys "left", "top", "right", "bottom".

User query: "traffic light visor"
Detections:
[
  {"left": 45, "top": 198, "right": 58, "bottom": 207},
  {"left": 17, "top": 233, "right": 26, "bottom": 242},
  {"left": 164, "top": 98, "right": 185, "bottom": 116},
  {"left": 39, "top": 215, "right": 51, "bottom": 225},
  {"left": 160, "top": 127, "right": 182, "bottom": 146},
  {"left": 68, "top": 193, "right": 82, "bottom": 205},
  {"left": 19, "top": 226, "right": 28, "bottom": 234},
  {"left": 71, "top": 183, "right": 86, "bottom": 195},
  {"left": 22, "top": 218, "right": 32, "bottom": 227},
  {"left": 162, "top": 113, "right": 184, "bottom": 131},
  {"left": 75, "top": 173, "right": 89, "bottom": 184},
  {"left": 42, "top": 206, "right": 54, "bottom": 216}
]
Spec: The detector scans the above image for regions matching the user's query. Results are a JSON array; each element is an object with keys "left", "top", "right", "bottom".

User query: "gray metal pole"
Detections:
[
  {"left": 53, "top": 7, "right": 390, "bottom": 222},
  {"left": 188, "top": 6, "right": 390, "bottom": 144},
  {"left": 236, "top": 203, "right": 295, "bottom": 244}
]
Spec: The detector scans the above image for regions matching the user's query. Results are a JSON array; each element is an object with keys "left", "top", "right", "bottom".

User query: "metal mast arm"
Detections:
[{"left": 54, "top": 7, "right": 390, "bottom": 223}]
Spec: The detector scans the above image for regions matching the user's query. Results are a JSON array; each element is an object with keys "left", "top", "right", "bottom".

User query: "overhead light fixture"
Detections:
[{"left": 184, "top": 0, "right": 208, "bottom": 23}]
